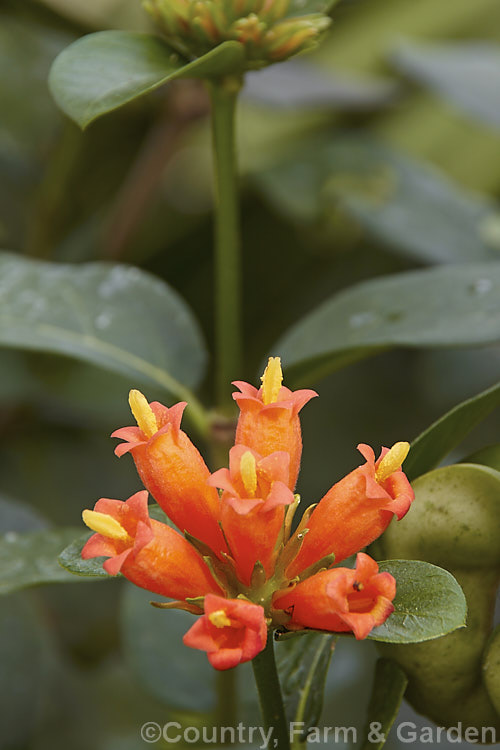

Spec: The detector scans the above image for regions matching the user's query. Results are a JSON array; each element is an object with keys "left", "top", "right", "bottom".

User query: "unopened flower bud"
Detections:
[{"left": 143, "top": 0, "right": 332, "bottom": 67}]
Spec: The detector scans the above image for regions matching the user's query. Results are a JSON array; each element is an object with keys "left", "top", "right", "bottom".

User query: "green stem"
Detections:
[
  {"left": 215, "top": 667, "right": 238, "bottom": 733},
  {"left": 252, "top": 634, "right": 291, "bottom": 750},
  {"left": 209, "top": 76, "right": 243, "bottom": 413}
]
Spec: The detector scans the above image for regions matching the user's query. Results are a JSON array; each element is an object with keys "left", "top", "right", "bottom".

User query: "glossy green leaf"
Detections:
[
  {"left": 0, "top": 252, "right": 207, "bottom": 408},
  {"left": 0, "top": 498, "right": 172, "bottom": 593},
  {"left": 0, "top": 527, "right": 86, "bottom": 594},
  {"left": 360, "top": 659, "right": 407, "bottom": 750},
  {"left": 484, "top": 625, "right": 500, "bottom": 716},
  {"left": 58, "top": 532, "right": 110, "bottom": 579},
  {"left": 464, "top": 443, "right": 500, "bottom": 472},
  {"left": 274, "top": 264, "right": 500, "bottom": 387},
  {"left": 257, "top": 136, "right": 500, "bottom": 262},
  {"left": 276, "top": 632, "right": 336, "bottom": 740},
  {"left": 244, "top": 62, "right": 395, "bottom": 110},
  {"left": 406, "top": 380, "right": 500, "bottom": 480},
  {"left": 275, "top": 560, "right": 466, "bottom": 645},
  {"left": 323, "top": 141, "right": 500, "bottom": 263},
  {"left": 392, "top": 40, "right": 500, "bottom": 129},
  {"left": 368, "top": 560, "right": 467, "bottom": 644},
  {"left": 121, "top": 585, "right": 215, "bottom": 712},
  {"left": 49, "top": 31, "right": 245, "bottom": 128}
]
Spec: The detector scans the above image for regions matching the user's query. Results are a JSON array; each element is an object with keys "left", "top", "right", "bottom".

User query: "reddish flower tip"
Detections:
[
  {"left": 183, "top": 594, "right": 268, "bottom": 670},
  {"left": 286, "top": 442, "right": 414, "bottom": 578},
  {"left": 232, "top": 357, "right": 317, "bottom": 490},
  {"left": 81, "top": 490, "right": 153, "bottom": 574},
  {"left": 111, "top": 391, "right": 187, "bottom": 457},
  {"left": 358, "top": 442, "right": 414, "bottom": 520},
  {"left": 209, "top": 445, "right": 294, "bottom": 515}
]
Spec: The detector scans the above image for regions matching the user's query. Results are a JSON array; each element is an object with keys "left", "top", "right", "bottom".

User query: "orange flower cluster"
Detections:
[{"left": 82, "top": 358, "right": 414, "bottom": 669}]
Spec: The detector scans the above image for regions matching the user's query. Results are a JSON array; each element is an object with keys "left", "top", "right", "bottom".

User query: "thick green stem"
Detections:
[
  {"left": 215, "top": 667, "right": 238, "bottom": 733},
  {"left": 252, "top": 634, "right": 291, "bottom": 750},
  {"left": 209, "top": 76, "right": 243, "bottom": 413}
]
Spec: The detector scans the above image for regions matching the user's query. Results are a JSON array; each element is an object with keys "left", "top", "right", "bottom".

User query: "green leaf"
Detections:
[
  {"left": 256, "top": 135, "right": 500, "bottom": 262},
  {"left": 484, "top": 625, "right": 500, "bottom": 716},
  {"left": 245, "top": 62, "right": 395, "bottom": 110},
  {"left": 0, "top": 527, "right": 88, "bottom": 594},
  {"left": 392, "top": 40, "right": 500, "bottom": 130},
  {"left": 49, "top": 31, "right": 245, "bottom": 128},
  {"left": 0, "top": 252, "right": 207, "bottom": 411},
  {"left": 0, "top": 497, "right": 173, "bottom": 595},
  {"left": 464, "top": 443, "right": 500, "bottom": 472},
  {"left": 121, "top": 585, "right": 215, "bottom": 712},
  {"left": 368, "top": 560, "right": 467, "bottom": 644},
  {"left": 406, "top": 380, "right": 500, "bottom": 480},
  {"left": 58, "top": 532, "right": 110, "bottom": 579},
  {"left": 276, "top": 632, "right": 336, "bottom": 741},
  {"left": 273, "top": 264, "right": 500, "bottom": 387},
  {"left": 360, "top": 659, "right": 407, "bottom": 750}
]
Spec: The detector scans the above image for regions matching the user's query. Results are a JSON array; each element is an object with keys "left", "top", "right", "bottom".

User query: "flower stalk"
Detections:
[
  {"left": 209, "top": 76, "right": 244, "bottom": 413},
  {"left": 215, "top": 667, "right": 238, "bottom": 731},
  {"left": 252, "top": 634, "right": 291, "bottom": 750}
]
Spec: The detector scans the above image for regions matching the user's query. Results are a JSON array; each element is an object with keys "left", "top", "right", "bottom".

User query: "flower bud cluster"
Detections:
[
  {"left": 81, "top": 357, "right": 414, "bottom": 669},
  {"left": 143, "top": 0, "right": 331, "bottom": 66}
]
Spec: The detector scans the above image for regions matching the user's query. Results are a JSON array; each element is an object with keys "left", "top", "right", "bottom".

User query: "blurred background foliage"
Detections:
[{"left": 1, "top": 0, "right": 500, "bottom": 747}]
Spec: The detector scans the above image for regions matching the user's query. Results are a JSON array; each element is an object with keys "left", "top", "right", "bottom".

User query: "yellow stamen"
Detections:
[
  {"left": 240, "top": 451, "right": 258, "bottom": 497},
  {"left": 129, "top": 389, "right": 158, "bottom": 438},
  {"left": 82, "top": 510, "right": 129, "bottom": 540},
  {"left": 261, "top": 356, "right": 283, "bottom": 404},
  {"left": 375, "top": 441, "right": 410, "bottom": 483},
  {"left": 208, "top": 609, "right": 232, "bottom": 628}
]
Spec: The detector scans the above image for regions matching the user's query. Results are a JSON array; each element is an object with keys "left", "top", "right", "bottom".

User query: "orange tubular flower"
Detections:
[
  {"left": 77, "top": 361, "right": 414, "bottom": 669},
  {"left": 273, "top": 553, "right": 396, "bottom": 640},
  {"left": 81, "top": 491, "right": 223, "bottom": 601},
  {"left": 183, "top": 594, "right": 268, "bottom": 670},
  {"left": 232, "top": 357, "right": 317, "bottom": 490},
  {"left": 287, "top": 442, "right": 414, "bottom": 579},
  {"left": 209, "top": 445, "right": 294, "bottom": 586},
  {"left": 112, "top": 390, "right": 226, "bottom": 555}
]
